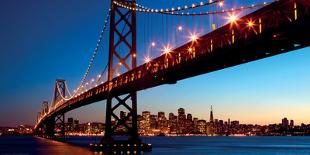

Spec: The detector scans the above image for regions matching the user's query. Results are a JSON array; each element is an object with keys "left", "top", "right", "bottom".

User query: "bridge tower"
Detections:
[
  {"left": 41, "top": 79, "right": 67, "bottom": 139},
  {"left": 42, "top": 101, "right": 49, "bottom": 114},
  {"left": 102, "top": 0, "right": 138, "bottom": 143},
  {"left": 52, "top": 79, "right": 66, "bottom": 138}
]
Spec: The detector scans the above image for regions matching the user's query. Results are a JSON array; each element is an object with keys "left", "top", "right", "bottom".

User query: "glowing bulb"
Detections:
[
  {"left": 218, "top": 1, "right": 224, "bottom": 7},
  {"left": 91, "top": 78, "right": 95, "bottom": 82},
  {"left": 177, "top": 25, "right": 183, "bottom": 31},
  {"left": 247, "top": 20, "right": 254, "bottom": 27},
  {"left": 188, "top": 47, "right": 193, "bottom": 52},
  {"left": 144, "top": 57, "right": 151, "bottom": 63},
  {"left": 228, "top": 14, "right": 238, "bottom": 24},
  {"left": 117, "top": 73, "right": 121, "bottom": 76},
  {"left": 151, "top": 42, "right": 156, "bottom": 47},
  {"left": 189, "top": 33, "right": 198, "bottom": 42},
  {"left": 119, "top": 62, "right": 122, "bottom": 66},
  {"left": 162, "top": 45, "right": 172, "bottom": 54}
]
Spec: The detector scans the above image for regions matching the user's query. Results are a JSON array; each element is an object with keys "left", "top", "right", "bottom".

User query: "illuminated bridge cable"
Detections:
[
  {"left": 97, "top": 63, "right": 109, "bottom": 84},
  {"left": 74, "top": 9, "right": 111, "bottom": 96},
  {"left": 114, "top": 0, "right": 223, "bottom": 13},
  {"left": 64, "top": 81, "right": 73, "bottom": 98},
  {"left": 55, "top": 82, "right": 72, "bottom": 101},
  {"left": 162, "top": 2, "right": 272, "bottom": 16},
  {"left": 131, "top": 0, "right": 224, "bottom": 12},
  {"left": 114, "top": 1, "right": 273, "bottom": 16}
]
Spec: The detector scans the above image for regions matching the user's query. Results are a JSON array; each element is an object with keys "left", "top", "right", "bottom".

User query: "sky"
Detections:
[{"left": 0, "top": 0, "right": 309, "bottom": 127}]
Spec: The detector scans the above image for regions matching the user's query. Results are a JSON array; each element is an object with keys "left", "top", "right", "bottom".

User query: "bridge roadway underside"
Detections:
[{"left": 38, "top": 0, "right": 310, "bottom": 127}]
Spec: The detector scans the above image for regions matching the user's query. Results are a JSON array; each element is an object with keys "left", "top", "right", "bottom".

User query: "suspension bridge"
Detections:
[{"left": 34, "top": 0, "right": 310, "bottom": 152}]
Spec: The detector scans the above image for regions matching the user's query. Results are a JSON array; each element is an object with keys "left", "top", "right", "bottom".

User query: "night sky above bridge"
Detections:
[{"left": 0, "top": 0, "right": 309, "bottom": 126}]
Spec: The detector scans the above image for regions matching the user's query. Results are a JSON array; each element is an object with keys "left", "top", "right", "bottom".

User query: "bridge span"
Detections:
[{"left": 34, "top": 0, "right": 310, "bottom": 152}]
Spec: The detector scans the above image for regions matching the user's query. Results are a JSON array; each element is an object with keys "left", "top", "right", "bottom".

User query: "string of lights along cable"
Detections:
[{"left": 37, "top": 0, "right": 281, "bottom": 122}]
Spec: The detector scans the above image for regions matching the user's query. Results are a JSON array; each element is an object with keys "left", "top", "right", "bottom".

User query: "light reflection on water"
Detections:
[
  {"left": 1, "top": 136, "right": 310, "bottom": 155},
  {"left": 0, "top": 136, "right": 94, "bottom": 155}
]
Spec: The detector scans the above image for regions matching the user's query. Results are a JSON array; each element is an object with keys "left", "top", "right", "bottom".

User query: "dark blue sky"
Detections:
[{"left": 1, "top": 0, "right": 309, "bottom": 126}]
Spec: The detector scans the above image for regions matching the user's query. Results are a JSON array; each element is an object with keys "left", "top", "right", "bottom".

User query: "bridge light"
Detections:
[
  {"left": 228, "top": 14, "right": 238, "bottom": 24},
  {"left": 151, "top": 42, "right": 156, "bottom": 47},
  {"left": 177, "top": 25, "right": 183, "bottom": 32},
  {"left": 119, "top": 62, "right": 122, "bottom": 66},
  {"left": 189, "top": 33, "right": 198, "bottom": 42},
  {"left": 218, "top": 1, "right": 224, "bottom": 7},
  {"left": 162, "top": 45, "right": 172, "bottom": 54},
  {"left": 188, "top": 47, "right": 193, "bottom": 53},
  {"left": 133, "top": 53, "right": 136, "bottom": 58},
  {"left": 247, "top": 20, "right": 254, "bottom": 27},
  {"left": 144, "top": 57, "right": 151, "bottom": 63},
  {"left": 117, "top": 73, "right": 121, "bottom": 76}
]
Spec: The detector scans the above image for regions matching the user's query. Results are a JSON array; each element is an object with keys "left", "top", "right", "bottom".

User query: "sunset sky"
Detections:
[{"left": 0, "top": 0, "right": 309, "bottom": 126}]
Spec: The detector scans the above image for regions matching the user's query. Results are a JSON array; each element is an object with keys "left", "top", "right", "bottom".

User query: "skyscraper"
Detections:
[
  {"left": 178, "top": 108, "right": 186, "bottom": 134},
  {"left": 120, "top": 111, "right": 127, "bottom": 120},
  {"left": 187, "top": 113, "right": 192, "bottom": 121},
  {"left": 68, "top": 117, "right": 74, "bottom": 131},
  {"left": 141, "top": 111, "right": 151, "bottom": 134},
  {"left": 74, "top": 119, "right": 79, "bottom": 131},
  {"left": 290, "top": 120, "right": 294, "bottom": 127},
  {"left": 210, "top": 105, "right": 214, "bottom": 123},
  {"left": 282, "top": 117, "right": 289, "bottom": 127}
]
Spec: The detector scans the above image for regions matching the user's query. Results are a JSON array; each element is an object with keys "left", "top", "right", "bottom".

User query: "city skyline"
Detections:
[
  {"left": 3, "top": 107, "right": 308, "bottom": 137},
  {"left": 1, "top": 0, "right": 310, "bottom": 127}
]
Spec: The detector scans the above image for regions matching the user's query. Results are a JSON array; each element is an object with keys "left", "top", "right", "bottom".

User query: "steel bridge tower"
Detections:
[{"left": 102, "top": 0, "right": 138, "bottom": 143}]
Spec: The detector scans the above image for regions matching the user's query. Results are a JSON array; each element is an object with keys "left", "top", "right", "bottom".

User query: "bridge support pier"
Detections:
[
  {"left": 94, "top": 92, "right": 153, "bottom": 153},
  {"left": 55, "top": 113, "right": 65, "bottom": 139},
  {"left": 45, "top": 117, "right": 55, "bottom": 138},
  {"left": 91, "top": 0, "right": 151, "bottom": 152},
  {"left": 39, "top": 113, "right": 65, "bottom": 140},
  {"left": 103, "top": 92, "right": 139, "bottom": 142}
]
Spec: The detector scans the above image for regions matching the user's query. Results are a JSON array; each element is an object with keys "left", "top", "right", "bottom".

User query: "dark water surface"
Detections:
[{"left": 1, "top": 136, "right": 310, "bottom": 154}]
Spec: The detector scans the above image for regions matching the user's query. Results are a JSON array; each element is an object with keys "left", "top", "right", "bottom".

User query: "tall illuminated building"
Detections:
[
  {"left": 141, "top": 111, "right": 151, "bottom": 134},
  {"left": 210, "top": 105, "right": 214, "bottom": 123},
  {"left": 168, "top": 113, "right": 177, "bottom": 133},
  {"left": 178, "top": 108, "right": 186, "bottom": 134}
]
